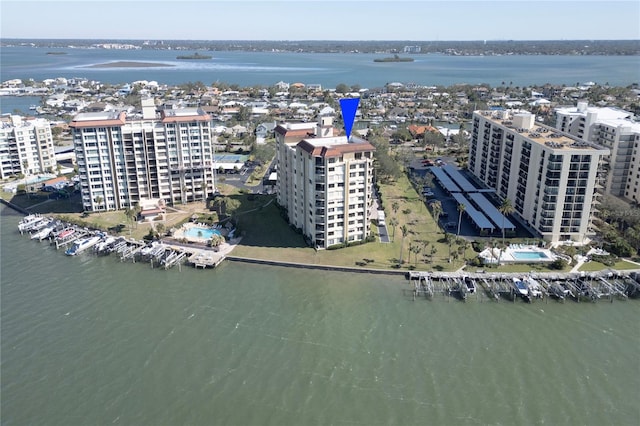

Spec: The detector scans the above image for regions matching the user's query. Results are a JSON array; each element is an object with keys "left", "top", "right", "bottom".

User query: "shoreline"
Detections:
[
  {"left": 85, "top": 61, "right": 176, "bottom": 68},
  {"left": 7, "top": 203, "right": 640, "bottom": 279}
]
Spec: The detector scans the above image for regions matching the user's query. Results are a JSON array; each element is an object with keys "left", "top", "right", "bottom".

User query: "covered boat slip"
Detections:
[
  {"left": 451, "top": 192, "right": 495, "bottom": 232},
  {"left": 467, "top": 192, "right": 516, "bottom": 232}
]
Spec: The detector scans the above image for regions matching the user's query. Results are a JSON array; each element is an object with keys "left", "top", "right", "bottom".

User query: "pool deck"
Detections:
[
  {"left": 162, "top": 236, "right": 242, "bottom": 268},
  {"left": 173, "top": 222, "right": 227, "bottom": 244},
  {"left": 479, "top": 245, "right": 556, "bottom": 264}
]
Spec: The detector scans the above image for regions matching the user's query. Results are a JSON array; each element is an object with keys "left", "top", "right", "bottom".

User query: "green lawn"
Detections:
[
  {"left": 481, "top": 262, "right": 571, "bottom": 274},
  {"left": 4, "top": 173, "right": 637, "bottom": 274},
  {"left": 232, "top": 175, "right": 466, "bottom": 271},
  {"left": 578, "top": 259, "right": 640, "bottom": 271}
]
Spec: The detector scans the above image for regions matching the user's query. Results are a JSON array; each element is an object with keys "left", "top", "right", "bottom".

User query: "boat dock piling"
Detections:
[
  {"left": 408, "top": 270, "right": 640, "bottom": 303},
  {"left": 625, "top": 273, "right": 640, "bottom": 297},
  {"left": 54, "top": 229, "right": 89, "bottom": 250},
  {"left": 163, "top": 251, "right": 187, "bottom": 270},
  {"left": 15, "top": 215, "right": 228, "bottom": 271}
]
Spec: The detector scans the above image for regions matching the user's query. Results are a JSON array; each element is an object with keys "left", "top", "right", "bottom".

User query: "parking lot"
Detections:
[{"left": 411, "top": 159, "right": 535, "bottom": 240}]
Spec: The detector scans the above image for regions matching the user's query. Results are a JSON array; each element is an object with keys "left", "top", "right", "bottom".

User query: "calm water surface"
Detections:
[
  {"left": 1, "top": 205, "right": 639, "bottom": 425},
  {"left": 1, "top": 46, "right": 638, "bottom": 89}
]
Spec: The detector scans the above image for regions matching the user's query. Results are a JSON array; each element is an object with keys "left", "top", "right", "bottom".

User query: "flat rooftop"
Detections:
[
  {"left": 479, "top": 111, "right": 608, "bottom": 152},
  {"left": 72, "top": 111, "right": 122, "bottom": 122},
  {"left": 301, "top": 136, "right": 349, "bottom": 147}
]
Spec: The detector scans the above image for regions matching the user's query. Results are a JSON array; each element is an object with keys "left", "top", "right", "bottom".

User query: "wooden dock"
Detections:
[
  {"left": 408, "top": 270, "right": 640, "bottom": 303},
  {"left": 188, "top": 251, "right": 225, "bottom": 269}
]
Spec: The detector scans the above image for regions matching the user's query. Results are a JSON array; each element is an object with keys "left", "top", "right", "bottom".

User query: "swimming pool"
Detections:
[
  {"left": 512, "top": 251, "right": 550, "bottom": 260},
  {"left": 25, "top": 174, "right": 56, "bottom": 184},
  {"left": 184, "top": 226, "right": 221, "bottom": 240}
]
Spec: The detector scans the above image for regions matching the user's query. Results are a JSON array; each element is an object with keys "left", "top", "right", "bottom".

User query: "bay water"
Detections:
[
  {"left": 1, "top": 46, "right": 638, "bottom": 92},
  {"left": 2, "top": 204, "right": 639, "bottom": 425}
]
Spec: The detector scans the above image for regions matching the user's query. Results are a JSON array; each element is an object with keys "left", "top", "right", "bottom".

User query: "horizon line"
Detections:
[{"left": 3, "top": 38, "right": 639, "bottom": 42}]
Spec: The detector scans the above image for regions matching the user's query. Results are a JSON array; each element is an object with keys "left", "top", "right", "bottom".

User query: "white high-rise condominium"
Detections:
[
  {"left": 275, "top": 117, "right": 376, "bottom": 249},
  {"left": 555, "top": 102, "right": 640, "bottom": 203},
  {"left": 70, "top": 99, "right": 214, "bottom": 212},
  {"left": 0, "top": 115, "right": 56, "bottom": 179},
  {"left": 468, "top": 110, "right": 609, "bottom": 243}
]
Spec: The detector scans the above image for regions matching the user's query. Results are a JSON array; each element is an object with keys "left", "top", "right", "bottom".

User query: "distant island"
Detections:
[
  {"left": 373, "top": 54, "right": 414, "bottom": 63},
  {"left": 176, "top": 52, "right": 212, "bottom": 60},
  {"left": 3, "top": 39, "right": 639, "bottom": 56},
  {"left": 86, "top": 61, "right": 175, "bottom": 68}
]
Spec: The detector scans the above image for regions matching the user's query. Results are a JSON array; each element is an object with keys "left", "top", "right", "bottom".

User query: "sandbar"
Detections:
[{"left": 86, "top": 61, "right": 175, "bottom": 68}]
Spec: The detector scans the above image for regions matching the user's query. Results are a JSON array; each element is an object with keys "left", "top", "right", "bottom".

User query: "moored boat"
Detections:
[
  {"left": 29, "top": 218, "right": 52, "bottom": 232},
  {"left": 525, "top": 277, "right": 544, "bottom": 299},
  {"left": 55, "top": 227, "right": 75, "bottom": 240},
  {"left": 463, "top": 276, "right": 477, "bottom": 294},
  {"left": 18, "top": 215, "right": 43, "bottom": 232},
  {"left": 31, "top": 223, "right": 56, "bottom": 240},
  {"left": 512, "top": 277, "right": 530, "bottom": 300},
  {"left": 65, "top": 235, "right": 102, "bottom": 256},
  {"left": 94, "top": 235, "right": 116, "bottom": 254}
]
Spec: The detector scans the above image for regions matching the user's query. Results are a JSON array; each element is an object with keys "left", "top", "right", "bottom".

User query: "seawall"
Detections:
[
  {"left": 226, "top": 255, "right": 408, "bottom": 276},
  {"left": 0, "top": 199, "right": 30, "bottom": 215}
]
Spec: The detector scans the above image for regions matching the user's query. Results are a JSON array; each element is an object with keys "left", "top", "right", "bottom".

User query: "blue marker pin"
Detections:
[{"left": 339, "top": 98, "right": 360, "bottom": 140}]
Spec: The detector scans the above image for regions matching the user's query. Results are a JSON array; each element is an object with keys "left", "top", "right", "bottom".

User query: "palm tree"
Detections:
[
  {"left": 133, "top": 204, "right": 141, "bottom": 228},
  {"left": 444, "top": 232, "right": 454, "bottom": 262},
  {"left": 460, "top": 240, "right": 470, "bottom": 264},
  {"left": 430, "top": 200, "right": 443, "bottom": 232},
  {"left": 451, "top": 251, "right": 460, "bottom": 267},
  {"left": 421, "top": 240, "right": 430, "bottom": 263},
  {"left": 94, "top": 195, "right": 104, "bottom": 211},
  {"left": 456, "top": 202, "right": 466, "bottom": 237},
  {"left": 399, "top": 224, "right": 408, "bottom": 265},
  {"left": 391, "top": 201, "right": 400, "bottom": 217},
  {"left": 389, "top": 217, "right": 398, "bottom": 242},
  {"left": 498, "top": 198, "right": 515, "bottom": 246},
  {"left": 496, "top": 242, "right": 505, "bottom": 265},
  {"left": 124, "top": 207, "right": 135, "bottom": 230},
  {"left": 411, "top": 244, "right": 421, "bottom": 266}
]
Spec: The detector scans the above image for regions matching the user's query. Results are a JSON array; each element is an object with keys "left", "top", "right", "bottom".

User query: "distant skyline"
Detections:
[{"left": 2, "top": 1, "right": 639, "bottom": 41}]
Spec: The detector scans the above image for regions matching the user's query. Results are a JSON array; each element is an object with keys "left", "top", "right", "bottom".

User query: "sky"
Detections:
[{"left": 1, "top": 0, "right": 639, "bottom": 41}]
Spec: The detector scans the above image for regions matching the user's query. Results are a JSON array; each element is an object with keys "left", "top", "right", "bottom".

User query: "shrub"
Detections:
[
  {"left": 549, "top": 258, "right": 567, "bottom": 270},
  {"left": 468, "top": 256, "right": 483, "bottom": 267},
  {"left": 590, "top": 254, "right": 617, "bottom": 267},
  {"left": 604, "top": 239, "right": 635, "bottom": 257}
]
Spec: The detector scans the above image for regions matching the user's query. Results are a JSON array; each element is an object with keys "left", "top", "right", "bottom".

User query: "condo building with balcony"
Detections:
[
  {"left": 468, "top": 110, "right": 609, "bottom": 243},
  {"left": 555, "top": 102, "right": 640, "bottom": 203},
  {"left": 0, "top": 114, "right": 56, "bottom": 179},
  {"left": 70, "top": 99, "right": 214, "bottom": 211},
  {"left": 275, "top": 117, "right": 376, "bottom": 249}
]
